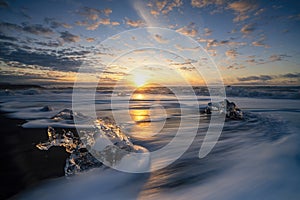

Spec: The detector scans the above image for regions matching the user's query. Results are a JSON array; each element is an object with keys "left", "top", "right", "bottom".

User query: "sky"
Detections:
[{"left": 0, "top": 0, "right": 300, "bottom": 86}]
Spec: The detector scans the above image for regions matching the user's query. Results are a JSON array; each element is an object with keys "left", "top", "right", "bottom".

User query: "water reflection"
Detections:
[
  {"left": 128, "top": 91, "right": 168, "bottom": 138},
  {"left": 130, "top": 109, "right": 151, "bottom": 124},
  {"left": 131, "top": 93, "right": 145, "bottom": 100}
]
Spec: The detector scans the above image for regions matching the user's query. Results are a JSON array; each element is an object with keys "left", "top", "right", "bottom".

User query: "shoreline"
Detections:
[{"left": 0, "top": 111, "right": 69, "bottom": 199}]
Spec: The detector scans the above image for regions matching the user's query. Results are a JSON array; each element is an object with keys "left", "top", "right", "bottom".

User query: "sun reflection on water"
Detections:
[{"left": 130, "top": 109, "right": 151, "bottom": 124}]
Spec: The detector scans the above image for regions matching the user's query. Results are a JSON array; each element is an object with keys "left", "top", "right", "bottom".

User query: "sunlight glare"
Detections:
[{"left": 133, "top": 73, "right": 148, "bottom": 87}]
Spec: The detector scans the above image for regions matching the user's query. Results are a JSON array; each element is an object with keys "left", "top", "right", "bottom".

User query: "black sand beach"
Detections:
[{"left": 0, "top": 111, "right": 69, "bottom": 199}]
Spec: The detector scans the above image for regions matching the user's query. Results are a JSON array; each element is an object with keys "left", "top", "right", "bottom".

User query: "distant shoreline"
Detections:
[{"left": 1, "top": 83, "right": 300, "bottom": 90}]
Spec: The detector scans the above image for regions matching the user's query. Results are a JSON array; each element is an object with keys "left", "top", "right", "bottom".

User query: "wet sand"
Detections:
[{"left": 0, "top": 111, "right": 69, "bottom": 199}]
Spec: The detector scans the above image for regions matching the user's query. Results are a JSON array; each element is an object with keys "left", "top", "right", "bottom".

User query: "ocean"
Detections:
[{"left": 0, "top": 85, "right": 299, "bottom": 199}]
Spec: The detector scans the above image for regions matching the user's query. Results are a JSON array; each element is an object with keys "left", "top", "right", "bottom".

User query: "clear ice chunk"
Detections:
[
  {"left": 202, "top": 99, "right": 243, "bottom": 120},
  {"left": 36, "top": 118, "right": 143, "bottom": 176}
]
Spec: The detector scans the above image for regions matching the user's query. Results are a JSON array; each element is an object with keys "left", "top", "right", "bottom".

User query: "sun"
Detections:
[{"left": 133, "top": 73, "right": 148, "bottom": 87}]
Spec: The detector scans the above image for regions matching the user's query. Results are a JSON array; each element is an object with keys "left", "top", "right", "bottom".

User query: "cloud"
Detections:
[
  {"left": 149, "top": 0, "right": 183, "bottom": 15},
  {"left": 0, "top": 43, "right": 82, "bottom": 72},
  {"left": 237, "top": 73, "right": 300, "bottom": 83},
  {"left": 225, "top": 64, "right": 245, "bottom": 70},
  {"left": 153, "top": 34, "right": 169, "bottom": 43},
  {"left": 155, "top": 0, "right": 168, "bottom": 11},
  {"left": 75, "top": 21, "right": 89, "bottom": 26},
  {"left": 243, "top": 54, "right": 290, "bottom": 65},
  {"left": 0, "top": 39, "right": 113, "bottom": 75},
  {"left": 75, "top": 7, "right": 119, "bottom": 31},
  {"left": 86, "top": 20, "right": 104, "bottom": 30},
  {"left": 228, "top": 0, "right": 258, "bottom": 22},
  {"left": 78, "top": 7, "right": 101, "bottom": 21},
  {"left": 0, "top": 22, "right": 54, "bottom": 36},
  {"left": 245, "top": 59, "right": 256, "bottom": 64},
  {"left": 191, "top": 0, "right": 225, "bottom": 8},
  {"left": 179, "top": 66, "right": 196, "bottom": 71},
  {"left": 133, "top": 0, "right": 160, "bottom": 27},
  {"left": 287, "top": 13, "right": 300, "bottom": 21},
  {"left": 240, "top": 23, "right": 256, "bottom": 34},
  {"left": 59, "top": 31, "right": 80, "bottom": 43},
  {"left": 254, "top": 8, "right": 265, "bottom": 16},
  {"left": 204, "top": 28, "right": 212, "bottom": 36},
  {"left": 201, "top": 38, "right": 246, "bottom": 49},
  {"left": 77, "top": 7, "right": 113, "bottom": 26},
  {"left": 170, "top": 59, "right": 197, "bottom": 67},
  {"left": 251, "top": 35, "right": 269, "bottom": 48},
  {"left": 125, "top": 18, "right": 145, "bottom": 27},
  {"left": 103, "top": 8, "right": 112, "bottom": 16},
  {"left": 0, "top": 22, "right": 22, "bottom": 32},
  {"left": 175, "top": 44, "right": 200, "bottom": 51},
  {"left": 0, "top": 34, "right": 18, "bottom": 41},
  {"left": 225, "top": 49, "right": 238, "bottom": 59},
  {"left": 150, "top": 9, "right": 160, "bottom": 16},
  {"left": 22, "top": 24, "right": 54, "bottom": 35},
  {"left": 269, "top": 54, "right": 289, "bottom": 62},
  {"left": 252, "top": 40, "right": 269, "bottom": 48},
  {"left": 35, "top": 41, "right": 62, "bottom": 47},
  {"left": 205, "top": 48, "right": 217, "bottom": 56},
  {"left": 238, "top": 75, "right": 273, "bottom": 82},
  {"left": 86, "top": 37, "right": 95, "bottom": 42},
  {"left": 0, "top": 0, "right": 8, "bottom": 8},
  {"left": 111, "top": 21, "right": 120, "bottom": 26},
  {"left": 176, "top": 23, "right": 198, "bottom": 37},
  {"left": 44, "top": 18, "right": 72, "bottom": 29},
  {"left": 228, "top": 0, "right": 257, "bottom": 13},
  {"left": 233, "top": 14, "right": 249, "bottom": 22},
  {"left": 281, "top": 73, "right": 300, "bottom": 79}
]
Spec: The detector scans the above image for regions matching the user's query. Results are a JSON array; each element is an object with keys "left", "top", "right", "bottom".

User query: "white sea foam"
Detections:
[
  {"left": 146, "top": 133, "right": 300, "bottom": 200},
  {"left": 17, "top": 168, "right": 150, "bottom": 200}
]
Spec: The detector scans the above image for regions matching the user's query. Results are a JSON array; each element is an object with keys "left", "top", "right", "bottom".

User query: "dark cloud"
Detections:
[
  {"left": 0, "top": 74, "right": 56, "bottom": 84},
  {"left": 35, "top": 41, "right": 62, "bottom": 47},
  {"left": 269, "top": 54, "right": 289, "bottom": 62},
  {"left": 0, "top": 34, "right": 18, "bottom": 41},
  {"left": 153, "top": 34, "right": 169, "bottom": 43},
  {"left": 0, "top": 0, "right": 8, "bottom": 8},
  {"left": 59, "top": 31, "right": 80, "bottom": 43},
  {"left": 179, "top": 66, "right": 196, "bottom": 71},
  {"left": 0, "top": 22, "right": 54, "bottom": 36},
  {"left": 238, "top": 75, "right": 273, "bottom": 82},
  {"left": 237, "top": 72, "right": 300, "bottom": 83},
  {"left": 281, "top": 73, "right": 300, "bottom": 79},
  {"left": 0, "top": 21, "right": 22, "bottom": 32},
  {"left": 0, "top": 41, "right": 82, "bottom": 72},
  {"left": 44, "top": 18, "right": 72, "bottom": 29},
  {"left": 22, "top": 24, "right": 54, "bottom": 35}
]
